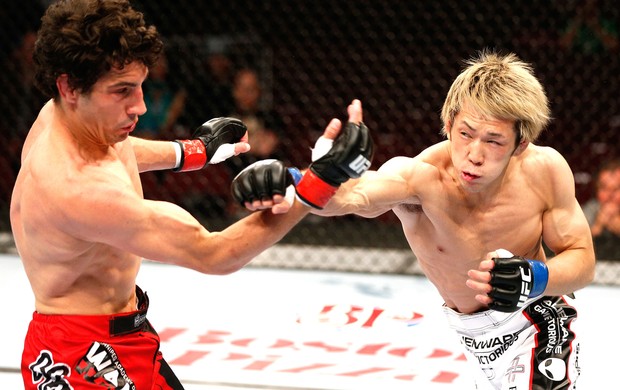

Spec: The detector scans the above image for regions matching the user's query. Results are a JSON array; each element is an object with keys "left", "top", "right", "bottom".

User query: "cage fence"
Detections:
[{"left": 1, "top": 0, "right": 618, "bottom": 282}]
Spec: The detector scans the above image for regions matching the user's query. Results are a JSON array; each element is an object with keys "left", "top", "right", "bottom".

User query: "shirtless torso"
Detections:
[
  {"left": 10, "top": 62, "right": 310, "bottom": 317},
  {"left": 320, "top": 106, "right": 594, "bottom": 314},
  {"left": 11, "top": 99, "right": 146, "bottom": 315},
  {"left": 392, "top": 142, "right": 549, "bottom": 313}
]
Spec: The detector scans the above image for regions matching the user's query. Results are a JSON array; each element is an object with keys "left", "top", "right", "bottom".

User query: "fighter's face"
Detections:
[
  {"left": 74, "top": 61, "right": 149, "bottom": 145},
  {"left": 447, "top": 106, "right": 520, "bottom": 193}
]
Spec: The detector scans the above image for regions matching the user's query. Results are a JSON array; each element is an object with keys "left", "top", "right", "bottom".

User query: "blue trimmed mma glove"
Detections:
[
  {"left": 488, "top": 249, "right": 549, "bottom": 313},
  {"left": 231, "top": 121, "right": 374, "bottom": 209},
  {"left": 294, "top": 121, "right": 374, "bottom": 209},
  {"left": 231, "top": 159, "right": 293, "bottom": 204}
]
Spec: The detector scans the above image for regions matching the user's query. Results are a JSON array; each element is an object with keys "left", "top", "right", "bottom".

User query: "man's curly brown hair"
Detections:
[{"left": 34, "top": 0, "right": 163, "bottom": 99}]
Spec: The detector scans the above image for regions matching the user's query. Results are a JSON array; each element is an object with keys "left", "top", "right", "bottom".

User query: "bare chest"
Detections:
[{"left": 396, "top": 197, "right": 543, "bottom": 260}]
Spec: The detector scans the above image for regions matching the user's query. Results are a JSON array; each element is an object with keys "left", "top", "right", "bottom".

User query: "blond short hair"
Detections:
[{"left": 440, "top": 50, "right": 550, "bottom": 144}]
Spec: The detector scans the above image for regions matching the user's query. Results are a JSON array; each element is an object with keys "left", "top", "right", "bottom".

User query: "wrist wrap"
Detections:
[
  {"left": 489, "top": 255, "right": 549, "bottom": 312},
  {"left": 527, "top": 259, "right": 549, "bottom": 298},
  {"left": 173, "top": 139, "right": 207, "bottom": 172},
  {"left": 295, "top": 170, "right": 338, "bottom": 209}
]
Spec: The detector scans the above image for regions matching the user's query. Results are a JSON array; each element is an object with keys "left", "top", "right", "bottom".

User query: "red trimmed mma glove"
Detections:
[
  {"left": 231, "top": 159, "right": 293, "bottom": 204},
  {"left": 295, "top": 121, "right": 374, "bottom": 209},
  {"left": 173, "top": 117, "right": 247, "bottom": 172},
  {"left": 488, "top": 249, "right": 549, "bottom": 313}
]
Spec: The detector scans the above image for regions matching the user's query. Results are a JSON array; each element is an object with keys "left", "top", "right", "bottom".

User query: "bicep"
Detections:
[
  {"left": 541, "top": 154, "right": 593, "bottom": 254},
  {"left": 542, "top": 197, "right": 593, "bottom": 254},
  {"left": 65, "top": 182, "right": 208, "bottom": 267}
]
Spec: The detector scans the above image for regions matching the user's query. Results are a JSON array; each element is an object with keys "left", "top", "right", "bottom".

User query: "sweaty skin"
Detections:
[
  {"left": 312, "top": 104, "right": 595, "bottom": 314},
  {"left": 10, "top": 61, "right": 314, "bottom": 316}
]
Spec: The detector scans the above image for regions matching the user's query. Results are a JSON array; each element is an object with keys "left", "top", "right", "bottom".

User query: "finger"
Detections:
[
  {"left": 323, "top": 118, "right": 341, "bottom": 140},
  {"left": 272, "top": 199, "right": 293, "bottom": 214},
  {"left": 234, "top": 142, "right": 251, "bottom": 156},
  {"left": 252, "top": 199, "right": 274, "bottom": 209},
  {"left": 477, "top": 259, "right": 495, "bottom": 271},
  {"left": 244, "top": 201, "right": 258, "bottom": 211},
  {"left": 467, "top": 269, "right": 491, "bottom": 283},
  {"left": 466, "top": 278, "right": 492, "bottom": 294},
  {"left": 347, "top": 99, "right": 363, "bottom": 124},
  {"left": 271, "top": 194, "right": 285, "bottom": 204},
  {"left": 475, "top": 294, "right": 493, "bottom": 305}
]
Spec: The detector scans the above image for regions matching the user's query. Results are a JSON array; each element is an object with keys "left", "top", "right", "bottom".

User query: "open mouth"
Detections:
[
  {"left": 120, "top": 123, "right": 136, "bottom": 133},
  {"left": 462, "top": 171, "right": 480, "bottom": 182}
]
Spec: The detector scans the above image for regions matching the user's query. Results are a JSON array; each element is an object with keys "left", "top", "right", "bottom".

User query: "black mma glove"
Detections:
[
  {"left": 173, "top": 117, "right": 247, "bottom": 172},
  {"left": 488, "top": 249, "right": 549, "bottom": 313},
  {"left": 295, "top": 121, "right": 374, "bottom": 209},
  {"left": 231, "top": 159, "right": 293, "bottom": 205}
]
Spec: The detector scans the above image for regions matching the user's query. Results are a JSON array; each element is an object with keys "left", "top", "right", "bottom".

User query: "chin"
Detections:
[{"left": 459, "top": 179, "right": 483, "bottom": 193}]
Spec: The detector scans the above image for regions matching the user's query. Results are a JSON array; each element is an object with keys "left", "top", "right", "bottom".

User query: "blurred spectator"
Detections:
[
  {"left": 0, "top": 30, "right": 46, "bottom": 206},
  {"left": 225, "top": 67, "right": 286, "bottom": 176},
  {"left": 179, "top": 37, "right": 235, "bottom": 128},
  {"left": 134, "top": 51, "right": 187, "bottom": 140},
  {"left": 559, "top": 0, "right": 619, "bottom": 54},
  {"left": 582, "top": 158, "right": 620, "bottom": 259}
]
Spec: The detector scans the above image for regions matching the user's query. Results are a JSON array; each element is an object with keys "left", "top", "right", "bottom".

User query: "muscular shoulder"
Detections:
[
  {"left": 379, "top": 142, "right": 447, "bottom": 183},
  {"left": 28, "top": 140, "right": 141, "bottom": 237},
  {"left": 517, "top": 144, "right": 576, "bottom": 204},
  {"left": 375, "top": 142, "right": 448, "bottom": 209}
]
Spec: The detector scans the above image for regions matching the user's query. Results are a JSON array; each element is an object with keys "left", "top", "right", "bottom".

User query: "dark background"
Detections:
[{"left": 1, "top": 1, "right": 618, "bottom": 259}]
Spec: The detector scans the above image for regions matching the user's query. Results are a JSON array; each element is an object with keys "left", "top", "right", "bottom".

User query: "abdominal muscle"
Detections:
[
  {"left": 19, "top": 233, "right": 143, "bottom": 315},
  {"left": 396, "top": 212, "right": 496, "bottom": 313}
]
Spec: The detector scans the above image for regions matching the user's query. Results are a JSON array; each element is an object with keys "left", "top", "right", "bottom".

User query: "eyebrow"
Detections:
[
  {"left": 462, "top": 120, "right": 506, "bottom": 138},
  {"left": 110, "top": 81, "right": 139, "bottom": 88},
  {"left": 106, "top": 81, "right": 140, "bottom": 92}
]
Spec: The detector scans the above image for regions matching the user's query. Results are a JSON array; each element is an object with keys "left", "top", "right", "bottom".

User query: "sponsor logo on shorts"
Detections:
[
  {"left": 505, "top": 356, "right": 526, "bottom": 383},
  {"left": 461, "top": 331, "right": 520, "bottom": 365},
  {"left": 133, "top": 313, "right": 146, "bottom": 328},
  {"left": 76, "top": 341, "right": 135, "bottom": 390},
  {"left": 29, "top": 350, "right": 74, "bottom": 390},
  {"left": 532, "top": 300, "right": 571, "bottom": 354},
  {"left": 538, "top": 357, "right": 566, "bottom": 381}
]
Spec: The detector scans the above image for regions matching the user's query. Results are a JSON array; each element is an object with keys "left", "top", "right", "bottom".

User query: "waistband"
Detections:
[
  {"left": 443, "top": 305, "right": 525, "bottom": 333},
  {"left": 442, "top": 295, "right": 544, "bottom": 333},
  {"left": 32, "top": 286, "right": 150, "bottom": 337}
]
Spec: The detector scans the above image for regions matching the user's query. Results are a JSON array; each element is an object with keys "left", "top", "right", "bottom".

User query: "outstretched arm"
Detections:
[
  {"left": 235, "top": 99, "right": 414, "bottom": 218},
  {"left": 61, "top": 170, "right": 310, "bottom": 274},
  {"left": 130, "top": 118, "right": 250, "bottom": 172}
]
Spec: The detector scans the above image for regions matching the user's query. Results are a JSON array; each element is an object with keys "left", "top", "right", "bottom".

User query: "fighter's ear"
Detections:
[
  {"left": 513, "top": 140, "right": 529, "bottom": 156},
  {"left": 56, "top": 74, "right": 79, "bottom": 104},
  {"left": 445, "top": 120, "right": 452, "bottom": 140}
]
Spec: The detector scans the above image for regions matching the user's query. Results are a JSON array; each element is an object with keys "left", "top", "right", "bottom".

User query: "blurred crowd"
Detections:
[{"left": 1, "top": 0, "right": 619, "bottom": 259}]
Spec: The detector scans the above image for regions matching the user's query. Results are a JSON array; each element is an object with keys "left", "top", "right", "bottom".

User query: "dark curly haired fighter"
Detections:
[{"left": 11, "top": 1, "right": 373, "bottom": 388}]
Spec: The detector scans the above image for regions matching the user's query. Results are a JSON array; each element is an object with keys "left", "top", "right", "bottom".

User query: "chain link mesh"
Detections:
[{"left": 1, "top": 0, "right": 618, "bottom": 281}]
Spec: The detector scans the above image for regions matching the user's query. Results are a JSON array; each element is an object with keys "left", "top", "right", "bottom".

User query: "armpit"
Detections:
[{"left": 399, "top": 203, "right": 423, "bottom": 214}]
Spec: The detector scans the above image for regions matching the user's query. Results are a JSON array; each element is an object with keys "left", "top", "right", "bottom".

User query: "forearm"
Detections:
[
  {"left": 315, "top": 183, "right": 378, "bottom": 217},
  {"left": 544, "top": 247, "right": 595, "bottom": 296},
  {"left": 135, "top": 199, "right": 309, "bottom": 275},
  {"left": 129, "top": 137, "right": 178, "bottom": 172},
  {"left": 313, "top": 171, "right": 399, "bottom": 218},
  {"left": 202, "top": 202, "right": 310, "bottom": 273}
]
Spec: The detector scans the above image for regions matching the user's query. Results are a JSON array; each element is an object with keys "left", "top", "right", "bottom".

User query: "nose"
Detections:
[
  {"left": 128, "top": 87, "right": 147, "bottom": 117},
  {"left": 468, "top": 140, "right": 484, "bottom": 166}
]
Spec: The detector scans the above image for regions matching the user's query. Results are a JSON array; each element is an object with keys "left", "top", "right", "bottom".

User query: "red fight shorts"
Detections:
[{"left": 21, "top": 287, "right": 184, "bottom": 389}]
